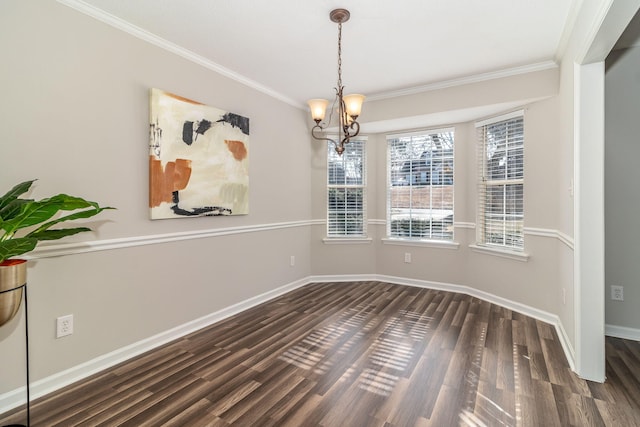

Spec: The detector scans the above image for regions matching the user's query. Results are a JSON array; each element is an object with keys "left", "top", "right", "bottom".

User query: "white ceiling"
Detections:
[{"left": 67, "top": 0, "right": 577, "bottom": 110}]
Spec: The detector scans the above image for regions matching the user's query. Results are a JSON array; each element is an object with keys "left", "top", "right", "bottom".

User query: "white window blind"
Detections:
[
  {"left": 387, "top": 128, "right": 454, "bottom": 240},
  {"left": 476, "top": 112, "right": 524, "bottom": 250},
  {"left": 327, "top": 139, "right": 366, "bottom": 237}
]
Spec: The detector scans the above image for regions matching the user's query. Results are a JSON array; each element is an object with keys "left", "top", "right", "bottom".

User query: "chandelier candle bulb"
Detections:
[
  {"left": 343, "top": 94, "right": 365, "bottom": 118},
  {"left": 308, "top": 99, "right": 329, "bottom": 122}
]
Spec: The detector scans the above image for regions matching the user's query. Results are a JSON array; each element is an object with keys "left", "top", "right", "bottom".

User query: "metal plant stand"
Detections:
[{"left": 1, "top": 282, "right": 30, "bottom": 427}]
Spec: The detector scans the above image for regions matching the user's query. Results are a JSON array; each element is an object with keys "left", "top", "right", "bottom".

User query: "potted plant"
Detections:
[{"left": 0, "top": 180, "right": 113, "bottom": 327}]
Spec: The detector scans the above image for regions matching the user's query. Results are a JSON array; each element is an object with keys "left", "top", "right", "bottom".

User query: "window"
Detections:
[
  {"left": 327, "top": 139, "right": 366, "bottom": 237},
  {"left": 387, "top": 129, "right": 454, "bottom": 240},
  {"left": 476, "top": 112, "right": 524, "bottom": 250}
]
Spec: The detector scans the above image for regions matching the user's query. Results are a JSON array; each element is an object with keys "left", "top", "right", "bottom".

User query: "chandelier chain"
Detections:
[{"left": 337, "top": 22, "right": 343, "bottom": 90}]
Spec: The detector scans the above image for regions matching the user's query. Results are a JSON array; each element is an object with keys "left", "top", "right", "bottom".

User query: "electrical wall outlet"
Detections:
[
  {"left": 611, "top": 285, "right": 624, "bottom": 301},
  {"left": 56, "top": 314, "right": 74, "bottom": 338},
  {"left": 404, "top": 253, "right": 412, "bottom": 263}
]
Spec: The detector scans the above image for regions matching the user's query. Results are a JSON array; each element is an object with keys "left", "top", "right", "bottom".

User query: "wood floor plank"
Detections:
[
  {"left": 1, "top": 281, "right": 640, "bottom": 426},
  {"left": 261, "top": 378, "right": 316, "bottom": 426},
  {"left": 594, "top": 397, "right": 640, "bottom": 427},
  {"left": 474, "top": 379, "right": 516, "bottom": 426},
  {"left": 160, "top": 398, "right": 222, "bottom": 427},
  {"left": 411, "top": 350, "right": 452, "bottom": 422},
  {"left": 117, "top": 377, "right": 218, "bottom": 427},
  {"left": 28, "top": 372, "right": 121, "bottom": 426}
]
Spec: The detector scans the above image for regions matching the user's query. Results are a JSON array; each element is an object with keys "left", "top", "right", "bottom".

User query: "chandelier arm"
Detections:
[
  {"left": 338, "top": 120, "right": 360, "bottom": 148},
  {"left": 347, "top": 120, "right": 361, "bottom": 139},
  {"left": 311, "top": 123, "right": 338, "bottom": 146}
]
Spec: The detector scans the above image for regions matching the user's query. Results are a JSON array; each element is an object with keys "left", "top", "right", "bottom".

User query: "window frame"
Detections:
[
  {"left": 386, "top": 128, "right": 455, "bottom": 242},
  {"left": 326, "top": 137, "right": 367, "bottom": 239},
  {"left": 475, "top": 111, "right": 525, "bottom": 253}
]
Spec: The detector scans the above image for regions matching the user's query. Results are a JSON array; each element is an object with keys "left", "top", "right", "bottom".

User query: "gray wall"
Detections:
[
  {"left": 0, "top": 0, "right": 312, "bottom": 392},
  {"left": 605, "top": 45, "right": 640, "bottom": 331},
  {"left": 1, "top": 0, "right": 606, "bottom": 399}
]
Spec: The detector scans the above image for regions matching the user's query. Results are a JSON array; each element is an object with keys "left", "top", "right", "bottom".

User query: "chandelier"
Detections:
[{"left": 308, "top": 8, "right": 365, "bottom": 155}]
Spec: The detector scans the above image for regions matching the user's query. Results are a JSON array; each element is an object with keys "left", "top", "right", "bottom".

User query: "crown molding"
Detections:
[
  {"left": 366, "top": 61, "right": 559, "bottom": 102},
  {"left": 554, "top": 0, "right": 584, "bottom": 61},
  {"left": 57, "top": 0, "right": 562, "bottom": 110},
  {"left": 56, "top": 0, "right": 303, "bottom": 109}
]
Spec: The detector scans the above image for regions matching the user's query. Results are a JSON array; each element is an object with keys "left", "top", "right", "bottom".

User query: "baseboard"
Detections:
[
  {"left": 307, "top": 274, "right": 379, "bottom": 283},
  {"left": 606, "top": 324, "right": 640, "bottom": 341},
  {"left": 0, "top": 273, "right": 578, "bottom": 415},
  {"left": 0, "top": 276, "right": 311, "bottom": 415}
]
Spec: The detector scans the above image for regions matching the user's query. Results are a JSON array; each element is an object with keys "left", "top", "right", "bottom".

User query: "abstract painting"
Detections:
[{"left": 149, "top": 88, "right": 249, "bottom": 219}]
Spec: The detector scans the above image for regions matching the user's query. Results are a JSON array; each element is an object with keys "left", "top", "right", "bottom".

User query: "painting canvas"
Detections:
[{"left": 149, "top": 88, "right": 249, "bottom": 219}]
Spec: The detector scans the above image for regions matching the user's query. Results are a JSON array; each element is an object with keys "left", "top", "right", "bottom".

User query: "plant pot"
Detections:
[{"left": 0, "top": 259, "right": 27, "bottom": 327}]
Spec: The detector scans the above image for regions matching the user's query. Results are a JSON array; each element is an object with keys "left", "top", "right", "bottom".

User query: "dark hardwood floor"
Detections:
[{"left": 1, "top": 281, "right": 640, "bottom": 426}]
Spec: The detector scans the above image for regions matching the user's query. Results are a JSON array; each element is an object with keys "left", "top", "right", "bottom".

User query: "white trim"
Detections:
[
  {"left": 554, "top": 0, "right": 584, "bottom": 61},
  {"left": 605, "top": 324, "right": 640, "bottom": 341},
  {"left": 372, "top": 221, "right": 573, "bottom": 249},
  {"left": 475, "top": 109, "right": 525, "bottom": 128},
  {"left": 556, "top": 231, "right": 574, "bottom": 250},
  {"left": 575, "top": 0, "right": 614, "bottom": 64},
  {"left": 56, "top": 0, "right": 301, "bottom": 109},
  {"left": 387, "top": 127, "right": 456, "bottom": 141},
  {"left": 367, "top": 61, "right": 558, "bottom": 101},
  {"left": 0, "top": 276, "right": 310, "bottom": 414},
  {"left": 381, "top": 238, "right": 459, "bottom": 250},
  {"left": 556, "top": 319, "right": 576, "bottom": 372},
  {"left": 524, "top": 227, "right": 575, "bottom": 249},
  {"left": 0, "top": 274, "right": 576, "bottom": 414},
  {"left": 523, "top": 227, "right": 557, "bottom": 239},
  {"left": 322, "top": 237, "right": 372, "bottom": 245},
  {"left": 307, "top": 274, "right": 379, "bottom": 284},
  {"left": 84, "top": 220, "right": 568, "bottom": 253},
  {"left": 468, "top": 244, "right": 530, "bottom": 262},
  {"left": 27, "top": 220, "right": 316, "bottom": 260},
  {"left": 574, "top": 61, "right": 606, "bottom": 382}
]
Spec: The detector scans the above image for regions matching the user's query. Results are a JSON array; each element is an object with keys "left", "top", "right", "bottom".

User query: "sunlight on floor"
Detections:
[{"left": 278, "top": 304, "right": 433, "bottom": 396}]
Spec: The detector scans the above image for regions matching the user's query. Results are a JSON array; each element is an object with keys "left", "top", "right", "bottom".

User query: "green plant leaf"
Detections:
[
  {"left": 0, "top": 194, "right": 100, "bottom": 234},
  {"left": 0, "top": 237, "right": 37, "bottom": 263},
  {"left": 0, "top": 180, "right": 35, "bottom": 212},
  {"left": 27, "top": 227, "right": 92, "bottom": 241},
  {"left": 0, "top": 180, "right": 114, "bottom": 263},
  {"left": 27, "top": 205, "right": 114, "bottom": 236},
  {"left": 44, "top": 194, "right": 98, "bottom": 211},
  {"left": 0, "top": 199, "right": 32, "bottom": 223},
  {"left": 1, "top": 200, "right": 65, "bottom": 234}
]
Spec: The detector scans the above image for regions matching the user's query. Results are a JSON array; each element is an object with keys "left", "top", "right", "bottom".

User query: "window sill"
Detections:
[
  {"left": 381, "top": 238, "right": 460, "bottom": 250},
  {"left": 468, "top": 244, "right": 530, "bottom": 262},
  {"left": 323, "top": 237, "right": 372, "bottom": 245}
]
